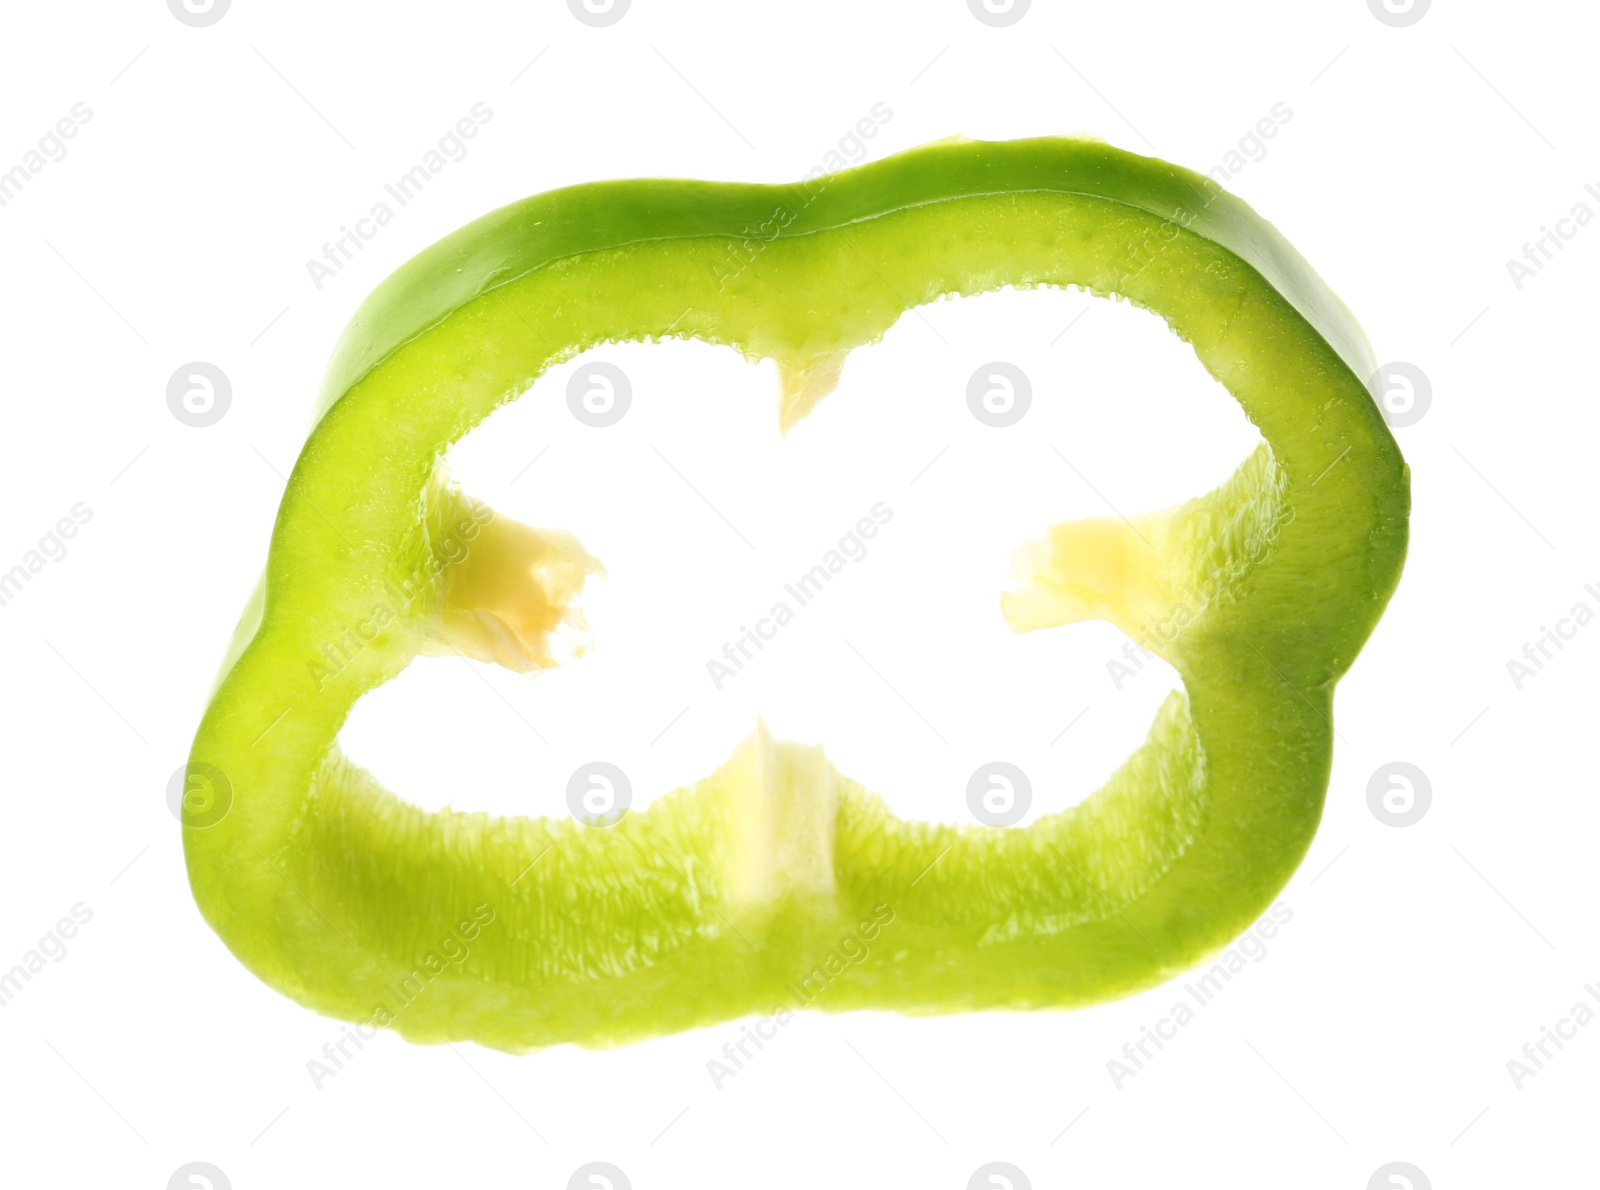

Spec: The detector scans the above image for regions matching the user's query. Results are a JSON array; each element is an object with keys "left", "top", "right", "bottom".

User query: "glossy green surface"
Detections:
[{"left": 184, "top": 136, "right": 1408, "bottom": 1050}]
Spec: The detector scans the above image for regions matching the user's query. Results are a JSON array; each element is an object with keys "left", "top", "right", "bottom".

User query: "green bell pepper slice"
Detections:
[{"left": 183, "top": 135, "right": 1408, "bottom": 1051}]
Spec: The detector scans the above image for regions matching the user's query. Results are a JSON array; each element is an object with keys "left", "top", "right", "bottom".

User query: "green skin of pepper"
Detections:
[{"left": 183, "top": 136, "right": 1408, "bottom": 1051}]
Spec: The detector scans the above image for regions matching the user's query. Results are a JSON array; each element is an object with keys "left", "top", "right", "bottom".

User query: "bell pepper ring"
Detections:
[{"left": 183, "top": 135, "right": 1408, "bottom": 1051}]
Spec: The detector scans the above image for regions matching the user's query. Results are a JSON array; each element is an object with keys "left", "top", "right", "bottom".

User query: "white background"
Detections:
[{"left": 0, "top": 1, "right": 1594, "bottom": 1187}]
